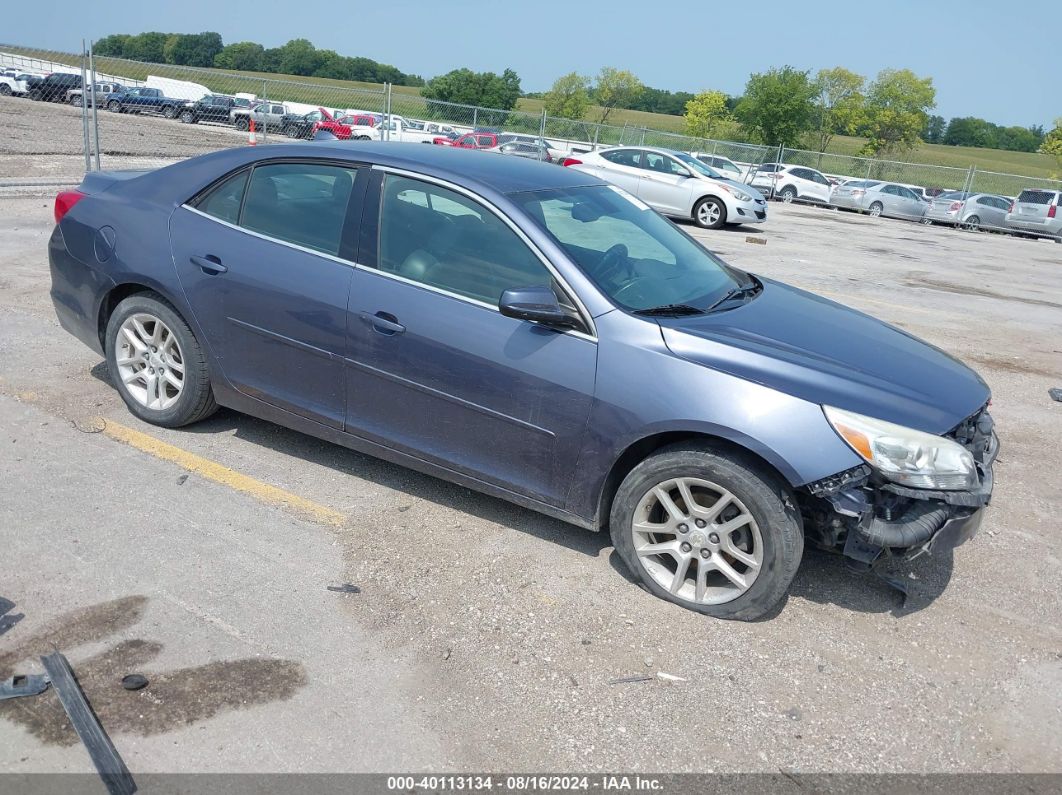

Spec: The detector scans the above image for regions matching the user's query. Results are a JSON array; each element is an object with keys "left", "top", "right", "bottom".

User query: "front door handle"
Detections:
[
  {"left": 362, "top": 311, "right": 405, "bottom": 335},
  {"left": 190, "top": 255, "right": 227, "bottom": 275}
]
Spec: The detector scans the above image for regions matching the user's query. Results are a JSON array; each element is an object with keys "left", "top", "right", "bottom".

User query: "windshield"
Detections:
[
  {"left": 513, "top": 185, "right": 742, "bottom": 312},
  {"left": 671, "top": 152, "right": 723, "bottom": 180}
]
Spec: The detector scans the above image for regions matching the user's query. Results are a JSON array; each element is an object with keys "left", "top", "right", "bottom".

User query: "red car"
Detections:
[
  {"left": 433, "top": 131, "right": 499, "bottom": 149},
  {"left": 313, "top": 113, "right": 381, "bottom": 140}
]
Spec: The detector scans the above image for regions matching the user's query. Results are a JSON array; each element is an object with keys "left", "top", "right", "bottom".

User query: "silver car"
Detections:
[
  {"left": 567, "top": 146, "right": 767, "bottom": 229},
  {"left": 691, "top": 152, "right": 746, "bottom": 183},
  {"left": 924, "top": 192, "right": 1011, "bottom": 231},
  {"left": 1005, "top": 189, "right": 1062, "bottom": 242},
  {"left": 832, "top": 181, "right": 927, "bottom": 221}
]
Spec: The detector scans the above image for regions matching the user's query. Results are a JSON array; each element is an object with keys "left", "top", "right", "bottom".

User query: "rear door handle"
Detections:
[
  {"left": 362, "top": 311, "right": 405, "bottom": 335},
  {"left": 190, "top": 255, "right": 227, "bottom": 275}
]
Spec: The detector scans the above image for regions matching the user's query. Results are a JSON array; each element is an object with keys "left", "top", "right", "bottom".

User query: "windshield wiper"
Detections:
[
  {"left": 704, "top": 280, "right": 761, "bottom": 313},
  {"left": 633, "top": 304, "right": 705, "bottom": 317}
]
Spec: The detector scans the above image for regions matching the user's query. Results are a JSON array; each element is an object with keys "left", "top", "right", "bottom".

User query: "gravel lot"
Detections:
[{"left": 0, "top": 171, "right": 1060, "bottom": 777}]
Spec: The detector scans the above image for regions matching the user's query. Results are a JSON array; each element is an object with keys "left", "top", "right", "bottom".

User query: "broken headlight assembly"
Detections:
[{"left": 823, "top": 406, "right": 977, "bottom": 491}]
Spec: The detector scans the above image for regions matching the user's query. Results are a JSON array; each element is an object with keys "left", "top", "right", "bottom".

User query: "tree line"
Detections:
[{"left": 92, "top": 32, "right": 426, "bottom": 87}]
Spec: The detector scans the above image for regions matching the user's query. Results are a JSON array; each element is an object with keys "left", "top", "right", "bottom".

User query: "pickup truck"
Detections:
[
  {"left": 231, "top": 101, "right": 288, "bottom": 132},
  {"left": 176, "top": 94, "right": 237, "bottom": 124},
  {"left": 66, "top": 81, "right": 123, "bottom": 107},
  {"left": 349, "top": 118, "right": 439, "bottom": 143},
  {"left": 314, "top": 113, "right": 381, "bottom": 139},
  {"left": 104, "top": 87, "right": 185, "bottom": 119},
  {"left": 0, "top": 74, "right": 30, "bottom": 97}
]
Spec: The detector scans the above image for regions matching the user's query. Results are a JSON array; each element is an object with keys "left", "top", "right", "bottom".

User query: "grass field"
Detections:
[{"left": 5, "top": 45, "right": 1058, "bottom": 180}]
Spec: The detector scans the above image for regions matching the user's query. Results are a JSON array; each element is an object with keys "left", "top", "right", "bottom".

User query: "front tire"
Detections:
[
  {"left": 1, "top": 84, "right": 14, "bottom": 97},
  {"left": 179, "top": 110, "right": 196, "bottom": 124},
  {"left": 107, "top": 100, "right": 121, "bottom": 113},
  {"left": 234, "top": 116, "right": 249, "bottom": 131},
  {"left": 693, "top": 196, "right": 727, "bottom": 229},
  {"left": 609, "top": 443, "right": 803, "bottom": 621},
  {"left": 105, "top": 293, "right": 217, "bottom": 428},
  {"left": 161, "top": 105, "right": 177, "bottom": 119}
]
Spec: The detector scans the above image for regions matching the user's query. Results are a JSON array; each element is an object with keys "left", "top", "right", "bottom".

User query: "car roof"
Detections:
[{"left": 247, "top": 141, "right": 605, "bottom": 194}]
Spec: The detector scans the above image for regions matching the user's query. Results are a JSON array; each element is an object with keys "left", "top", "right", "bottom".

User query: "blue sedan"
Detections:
[{"left": 48, "top": 143, "right": 997, "bottom": 620}]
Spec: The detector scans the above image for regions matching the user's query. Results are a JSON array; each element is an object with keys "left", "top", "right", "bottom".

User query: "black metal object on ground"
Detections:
[
  {"left": 0, "top": 674, "right": 51, "bottom": 701},
  {"left": 39, "top": 651, "right": 137, "bottom": 795}
]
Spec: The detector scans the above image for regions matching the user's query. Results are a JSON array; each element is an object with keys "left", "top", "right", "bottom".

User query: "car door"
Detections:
[
  {"left": 805, "top": 169, "right": 833, "bottom": 202},
  {"left": 636, "top": 152, "right": 693, "bottom": 215},
  {"left": 895, "top": 186, "right": 925, "bottom": 219},
  {"left": 169, "top": 160, "right": 364, "bottom": 429},
  {"left": 976, "top": 196, "right": 1005, "bottom": 229},
  {"left": 345, "top": 172, "right": 597, "bottom": 505},
  {"left": 596, "top": 150, "right": 646, "bottom": 196}
]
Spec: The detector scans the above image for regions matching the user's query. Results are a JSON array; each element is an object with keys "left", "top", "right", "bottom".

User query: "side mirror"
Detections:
[{"left": 499, "top": 286, "right": 579, "bottom": 329}]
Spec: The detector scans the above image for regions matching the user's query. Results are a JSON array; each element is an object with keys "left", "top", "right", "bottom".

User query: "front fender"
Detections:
[{"left": 564, "top": 310, "right": 863, "bottom": 524}]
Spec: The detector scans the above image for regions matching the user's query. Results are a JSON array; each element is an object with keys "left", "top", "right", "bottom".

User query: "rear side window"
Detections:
[
  {"left": 193, "top": 169, "right": 249, "bottom": 225},
  {"left": 239, "top": 163, "right": 357, "bottom": 256}
]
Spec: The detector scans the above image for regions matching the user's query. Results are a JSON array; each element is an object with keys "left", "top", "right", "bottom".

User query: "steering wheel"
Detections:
[
  {"left": 596, "top": 243, "right": 632, "bottom": 284},
  {"left": 613, "top": 276, "right": 655, "bottom": 306}
]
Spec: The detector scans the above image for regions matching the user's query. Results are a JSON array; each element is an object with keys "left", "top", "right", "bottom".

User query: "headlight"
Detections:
[
  {"left": 823, "top": 406, "right": 976, "bottom": 490},
  {"left": 719, "top": 185, "right": 753, "bottom": 202}
]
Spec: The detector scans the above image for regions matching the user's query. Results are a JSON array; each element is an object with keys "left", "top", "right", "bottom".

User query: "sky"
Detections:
[{"left": 5, "top": 0, "right": 1058, "bottom": 128}]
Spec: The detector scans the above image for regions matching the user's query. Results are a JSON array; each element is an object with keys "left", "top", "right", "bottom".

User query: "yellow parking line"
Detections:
[{"left": 102, "top": 419, "right": 348, "bottom": 528}]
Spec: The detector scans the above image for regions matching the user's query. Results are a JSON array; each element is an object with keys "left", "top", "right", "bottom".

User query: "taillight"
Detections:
[
  {"left": 562, "top": 158, "right": 582, "bottom": 167},
  {"left": 54, "top": 190, "right": 86, "bottom": 224},
  {"left": 949, "top": 202, "right": 962, "bottom": 212},
  {"left": 1008, "top": 202, "right": 1015, "bottom": 213},
  {"left": 1049, "top": 204, "right": 1057, "bottom": 219},
  {"left": 852, "top": 189, "right": 865, "bottom": 197}
]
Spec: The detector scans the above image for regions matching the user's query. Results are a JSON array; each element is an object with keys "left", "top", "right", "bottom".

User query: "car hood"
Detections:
[{"left": 658, "top": 278, "right": 989, "bottom": 434}]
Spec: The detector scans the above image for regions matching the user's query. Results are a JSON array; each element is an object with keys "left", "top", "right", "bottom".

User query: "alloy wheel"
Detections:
[
  {"left": 963, "top": 215, "right": 980, "bottom": 231},
  {"left": 115, "top": 313, "right": 185, "bottom": 411},
  {"left": 697, "top": 201, "right": 721, "bottom": 226},
  {"left": 868, "top": 203, "right": 883, "bottom": 217},
  {"left": 631, "top": 477, "right": 763, "bottom": 605}
]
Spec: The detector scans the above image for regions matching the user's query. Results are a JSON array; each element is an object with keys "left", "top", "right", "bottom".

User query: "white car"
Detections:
[
  {"left": 0, "top": 74, "right": 29, "bottom": 97},
  {"left": 691, "top": 153, "right": 747, "bottom": 183},
  {"left": 565, "top": 146, "right": 767, "bottom": 229},
  {"left": 750, "top": 164, "right": 834, "bottom": 204}
]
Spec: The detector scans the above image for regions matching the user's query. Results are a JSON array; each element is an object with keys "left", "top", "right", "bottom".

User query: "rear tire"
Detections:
[
  {"left": 1, "top": 84, "right": 13, "bottom": 97},
  {"left": 179, "top": 110, "right": 196, "bottom": 124},
  {"left": 693, "top": 196, "right": 727, "bottom": 229},
  {"left": 105, "top": 293, "right": 217, "bottom": 428},
  {"left": 357, "top": 135, "right": 372, "bottom": 141},
  {"left": 609, "top": 442, "right": 803, "bottom": 621},
  {"left": 868, "top": 201, "right": 884, "bottom": 217},
  {"left": 234, "top": 116, "right": 249, "bottom": 131},
  {"left": 161, "top": 105, "right": 177, "bottom": 119},
  {"left": 962, "top": 215, "right": 980, "bottom": 231},
  {"left": 107, "top": 100, "right": 121, "bottom": 113},
  {"left": 779, "top": 186, "right": 797, "bottom": 203}
]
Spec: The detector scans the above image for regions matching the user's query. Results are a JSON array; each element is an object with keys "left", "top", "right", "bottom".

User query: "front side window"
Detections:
[
  {"left": 378, "top": 175, "right": 553, "bottom": 306},
  {"left": 514, "top": 185, "right": 741, "bottom": 312},
  {"left": 240, "top": 163, "right": 356, "bottom": 256}
]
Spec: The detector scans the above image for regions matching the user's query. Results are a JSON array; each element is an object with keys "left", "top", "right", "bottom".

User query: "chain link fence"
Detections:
[{"left": 2, "top": 42, "right": 1059, "bottom": 239}]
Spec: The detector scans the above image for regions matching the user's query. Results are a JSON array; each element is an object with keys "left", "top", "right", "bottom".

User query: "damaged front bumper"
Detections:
[{"left": 802, "top": 411, "right": 998, "bottom": 568}]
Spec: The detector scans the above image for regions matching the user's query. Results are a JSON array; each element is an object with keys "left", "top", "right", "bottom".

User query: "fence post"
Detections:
[
  {"left": 473, "top": 107, "right": 478, "bottom": 129},
  {"left": 384, "top": 83, "right": 392, "bottom": 141},
  {"left": 540, "top": 108, "right": 546, "bottom": 140},
  {"left": 639, "top": 127, "right": 646, "bottom": 145},
  {"left": 261, "top": 80, "right": 268, "bottom": 142},
  {"left": 89, "top": 40, "right": 100, "bottom": 170},
  {"left": 592, "top": 125, "right": 599, "bottom": 149},
  {"left": 79, "top": 41, "right": 91, "bottom": 174}
]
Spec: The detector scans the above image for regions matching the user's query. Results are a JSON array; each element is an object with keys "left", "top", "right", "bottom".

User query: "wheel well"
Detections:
[
  {"left": 97, "top": 283, "right": 155, "bottom": 347},
  {"left": 595, "top": 432, "right": 792, "bottom": 528}
]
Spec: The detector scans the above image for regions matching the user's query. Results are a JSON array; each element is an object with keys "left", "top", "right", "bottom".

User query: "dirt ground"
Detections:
[{"left": 0, "top": 168, "right": 1060, "bottom": 777}]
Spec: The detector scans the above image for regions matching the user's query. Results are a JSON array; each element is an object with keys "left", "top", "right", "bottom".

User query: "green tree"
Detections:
[
  {"left": 859, "top": 68, "right": 936, "bottom": 157},
  {"left": 592, "top": 67, "right": 643, "bottom": 125},
  {"left": 943, "top": 116, "right": 998, "bottom": 148},
  {"left": 92, "top": 34, "right": 130, "bottom": 57},
  {"left": 1042, "top": 119, "right": 1062, "bottom": 172},
  {"left": 162, "top": 32, "right": 223, "bottom": 67},
  {"left": 923, "top": 114, "right": 946, "bottom": 143},
  {"left": 122, "top": 32, "right": 168, "bottom": 62},
  {"left": 813, "top": 67, "right": 865, "bottom": 152},
  {"left": 277, "top": 38, "right": 323, "bottom": 76},
  {"left": 422, "top": 68, "right": 521, "bottom": 110},
  {"left": 683, "top": 90, "right": 731, "bottom": 139},
  {"left": 213, "top": 41, "right": 265, "bottom": 72},
  {"left": 543, "top": 72, "right": 591, "bottom": 120},
  {"left": 734, "top": 66, "right": 817, "bottom": 147}
]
